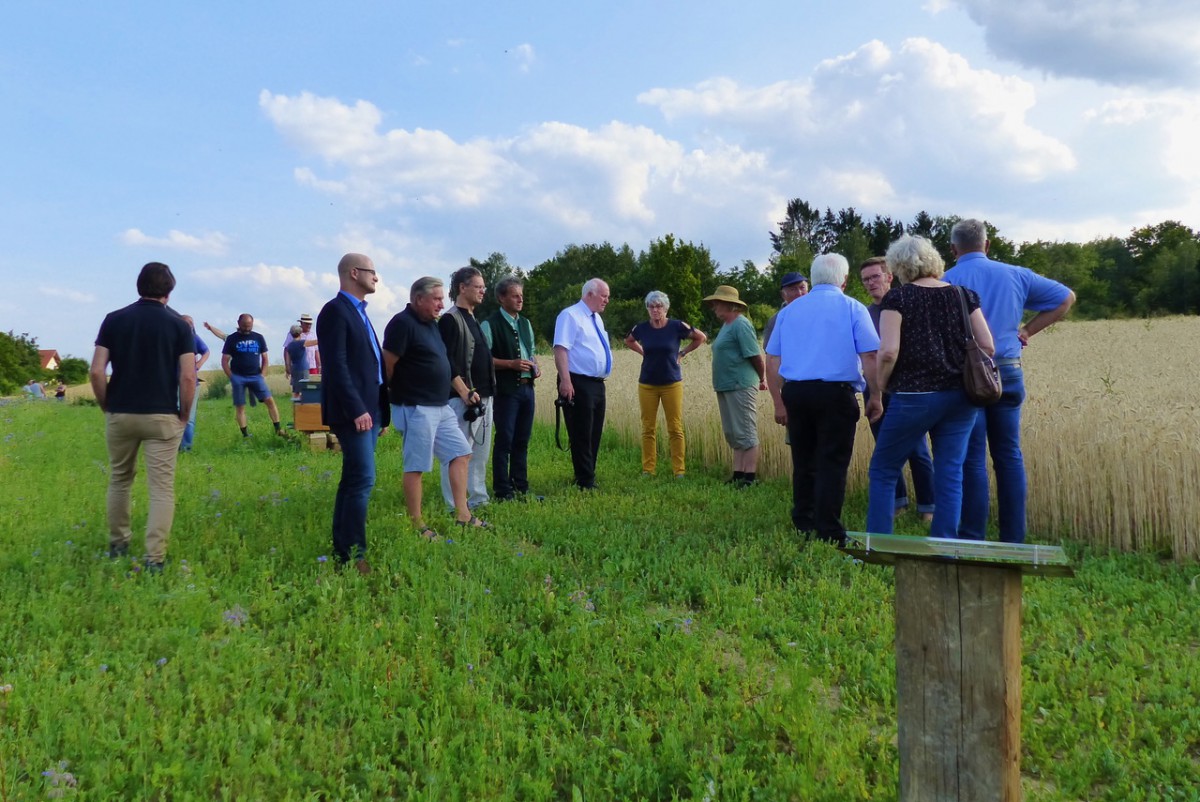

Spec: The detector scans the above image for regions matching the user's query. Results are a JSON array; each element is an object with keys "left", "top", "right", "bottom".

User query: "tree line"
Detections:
[
  {"left": 7, "top": 198, "right": 1194, "bottom": 391},
  {"left": 471, "top": 198, "right": 1199, "bottom": 343}
]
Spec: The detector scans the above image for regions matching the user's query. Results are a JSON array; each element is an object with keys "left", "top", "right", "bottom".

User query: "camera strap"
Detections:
[
  {"left": 554, "top": 377, "right": 570, "bottom": 452},
  {"left": 555, "top": 399, "right": 569, "bottom": 451}
]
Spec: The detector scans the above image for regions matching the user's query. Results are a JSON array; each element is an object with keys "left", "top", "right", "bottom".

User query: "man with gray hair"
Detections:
[
  {"left": 553, "top": 278, "right": 612, "bottom": 490},
  {"left": 382, "top": 276, "right": 486, "bottom": 539},
  {"left": 765, "top": 254, "right": 882, "bottom": 545},
  {"left": 944, "top": 218, "right": 1075, "bottom": 543}
]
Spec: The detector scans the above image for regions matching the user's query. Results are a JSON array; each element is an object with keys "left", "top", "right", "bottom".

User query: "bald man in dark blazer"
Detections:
[{"left": 317, "top": 253, "right": 390, "bottom": 574}]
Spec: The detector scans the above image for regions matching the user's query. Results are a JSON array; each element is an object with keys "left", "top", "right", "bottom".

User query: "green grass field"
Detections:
[{"left": 1, "top": 398, "right": 1198, "bottom": 800}]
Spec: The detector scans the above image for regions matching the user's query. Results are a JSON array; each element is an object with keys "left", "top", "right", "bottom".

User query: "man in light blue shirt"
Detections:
[
  {"left": 766, "top": 254, "right": 882, "bottom": 545},
  {"left": 944, "top": 218, "right": 1075, "bottom": 543}
]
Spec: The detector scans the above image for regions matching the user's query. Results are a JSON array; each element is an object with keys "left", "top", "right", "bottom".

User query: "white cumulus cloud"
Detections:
[
  {"left": 261, "top": 89, "right": 778, "bottom": 264},
  {"left": 640, "top": 37, "right": 1076, "bottom": 188},
  {"left": 120, "top": 228, "right": 230, "bottom": 255}
]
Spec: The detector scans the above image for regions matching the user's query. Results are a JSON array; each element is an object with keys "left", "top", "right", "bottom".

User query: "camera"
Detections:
[
  {"left": 463, "top": 402, "right": 486, "bottom": 422},
  {"left": 554, "top": 396, "right": 573, "bottom": 408}
]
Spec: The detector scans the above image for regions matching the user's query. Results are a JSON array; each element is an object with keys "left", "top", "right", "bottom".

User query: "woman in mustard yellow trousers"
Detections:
[{"left": 624, "top": 291, "right": 707, "bottom": 477}]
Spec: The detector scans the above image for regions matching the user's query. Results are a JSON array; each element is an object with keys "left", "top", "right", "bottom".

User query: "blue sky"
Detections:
[{"left": 3, "top": 1, "right": 1199, "bottom": 362}]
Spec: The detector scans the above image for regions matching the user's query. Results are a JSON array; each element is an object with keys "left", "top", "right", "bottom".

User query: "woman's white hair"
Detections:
[
  {"left": 644, "top": 290, "right": 669, "bottom": 310},
  {"left": 885, "top": 235, "right": 945, "bottom": 284}
]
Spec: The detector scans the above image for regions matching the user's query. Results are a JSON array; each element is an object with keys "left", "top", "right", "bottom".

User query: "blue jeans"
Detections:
[
  {"left": 329, "top": 421, "right": 380, "bottom": 563},
  {"left": 867, "top": 389, "right": 978, "bottom": 539},
  {"left": 866, "top": 390, "right": 935, "bottom": 514},
  {"left": 492, "top": 384, "right": 535, "bottom": 497},
  {"left": 180, "top": 387, "right": 200, "bottom": 451},
  {"left": 959, "top": 364, "right": 1027, "bottom": 542}
]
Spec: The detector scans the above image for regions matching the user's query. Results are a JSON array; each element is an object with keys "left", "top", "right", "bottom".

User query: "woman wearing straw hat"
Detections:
[{"left": 704, "top": 285, "right": 766, "bottom": 487}]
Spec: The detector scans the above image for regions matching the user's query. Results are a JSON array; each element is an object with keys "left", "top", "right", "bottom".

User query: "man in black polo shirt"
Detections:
[
  {"left": 89, "top": 262, "right": 195, "bottom": 572},
  {"left": 382, "top": 276, "right": 487, "bottom": 540},
  {"left": 221, "top": 313, "right": 283, "bottom": 437}
]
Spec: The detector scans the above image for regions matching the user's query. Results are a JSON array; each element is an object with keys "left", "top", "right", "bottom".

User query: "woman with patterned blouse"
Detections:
[{"left": 867, "top": 235, "right": 995, "bottom": 538}]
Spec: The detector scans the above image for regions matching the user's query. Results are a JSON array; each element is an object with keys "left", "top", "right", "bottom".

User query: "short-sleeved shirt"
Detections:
[
  {"left": 711, "top": 314, "right": 760, "bottom": 392},
  {"left": 190, "top": 333, "right": 209, "bottom": 385},
  {"left": 281, "top": 325, "right": 318, "bottom": 366},
  {"left": 882, "top": 283, "right": 981, "bottom": 393},
  {"left": 95, "top": 299, "right": 193, "bottom": 414},
  {"left": 553, "top": 300, "right": 611, "bottom": 378},
  {"left": 944, "top": 252, "right": 1071, "bottom": 359},
  {"left": 222, "top": 331, "right": 268, "bottom": 376},
  {"left": 439, "top": 307, "right": 496, "bottom": 398},
  {"left": 766, "top": 285, "right": 879, "bottom": 391},
  {"left": 382, "top": 305, "right": 452, "bottom": 406},
  {"left": 285, "top": 339, "right": 309, "bottom": 376},
  {"left": 629, "top": 319, "right": 693, "bottom": 385}
]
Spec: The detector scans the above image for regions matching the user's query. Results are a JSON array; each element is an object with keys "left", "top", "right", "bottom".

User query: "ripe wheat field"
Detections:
[{"left": 533, "top": 316, "right": 1200, "bottom": 560}]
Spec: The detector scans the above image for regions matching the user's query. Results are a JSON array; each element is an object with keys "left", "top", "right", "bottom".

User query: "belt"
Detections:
[
  {"left": 517, "top": 377, "right": 534, "bottom": 385},
  {"left": 996, "top": 357, "right": 1022, "bottom": 367},
  {"left": 784, "top": 379, "right": 852, "bottom": 389},
  {"left": 570, "top": 373, "right": 605, "bottom": 383}
]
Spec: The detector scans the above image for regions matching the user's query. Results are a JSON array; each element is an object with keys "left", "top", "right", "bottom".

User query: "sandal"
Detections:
[
  {"left": 417, "top": 527, "right": 440, "bottom": 541},
  {"left": 455, "top": 515, "right": 491, "bottom": 530}
]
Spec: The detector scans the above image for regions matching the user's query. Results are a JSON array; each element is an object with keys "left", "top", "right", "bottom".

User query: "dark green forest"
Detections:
[{"left": 472, "top": 198, "right": 1199, "bottom": 343}]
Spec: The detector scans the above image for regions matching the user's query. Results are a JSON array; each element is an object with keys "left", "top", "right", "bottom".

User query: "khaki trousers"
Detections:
[{"left": 105, "top": 413, "right": 185, "bottom": 562}]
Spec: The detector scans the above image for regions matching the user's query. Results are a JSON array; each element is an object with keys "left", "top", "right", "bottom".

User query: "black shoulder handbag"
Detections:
[{"left": 955, "top": 286, "right": 1002, "bottom": 405}]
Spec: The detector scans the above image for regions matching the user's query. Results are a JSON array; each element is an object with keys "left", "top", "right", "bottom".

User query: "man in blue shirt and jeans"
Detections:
[{"left": 944, "top": 218, "right": 1075, "bottom": 543}]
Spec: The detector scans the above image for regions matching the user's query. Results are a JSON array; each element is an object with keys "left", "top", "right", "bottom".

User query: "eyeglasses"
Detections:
[
  {"left": 356, "top": 268, "right": 378, "bottom": 276},
  {"left": 861, "top": 273, "right": 887, "bottom": 284}
]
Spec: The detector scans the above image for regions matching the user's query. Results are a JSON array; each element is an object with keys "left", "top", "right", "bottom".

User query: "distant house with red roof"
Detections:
[{"left": 39, "top": 350, "right": 60, "bottom": 372}]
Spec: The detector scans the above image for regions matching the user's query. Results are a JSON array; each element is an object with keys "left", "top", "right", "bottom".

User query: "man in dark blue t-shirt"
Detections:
[
  {"left": 382, "top": 276, "right": 479, "bottom": 540},
  {"left": 220, "top": 313, "right": 282, "bottom": 437},
  {"left": 89, "top": 262, "right": 195, "bottom": 572}
]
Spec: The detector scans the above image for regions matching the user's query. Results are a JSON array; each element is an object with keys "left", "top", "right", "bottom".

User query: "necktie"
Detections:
[
  {"left": 359, "top": 300, "right": 383, "bottom": 384},
  {"left": 592, "top": 312, "right": 611, "bottom": 376}
]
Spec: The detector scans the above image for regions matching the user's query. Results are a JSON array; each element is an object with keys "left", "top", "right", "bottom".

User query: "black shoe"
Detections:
[
  {"left": 494, "top": 493, "right": 517, "bottom": 503},
  {"left": 108, "top": 543, "right": 129, "bottom": 559},
  {"left": 144, "top": 561, "right": 165, "bottom": 575}
]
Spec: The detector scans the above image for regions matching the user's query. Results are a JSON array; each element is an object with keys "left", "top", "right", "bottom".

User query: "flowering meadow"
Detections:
[{"left": 0, "top": 398, "right": 1197, "bottom": 800}]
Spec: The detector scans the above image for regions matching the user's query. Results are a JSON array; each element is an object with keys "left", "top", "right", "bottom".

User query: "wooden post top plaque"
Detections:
[{"left": 842, "top": 532, "right": 1074, "bottom": 578}]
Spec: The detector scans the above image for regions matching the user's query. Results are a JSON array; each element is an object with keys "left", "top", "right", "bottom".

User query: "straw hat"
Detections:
[{"left": 702, "top": 285, "right": 747, "bottom": 308}]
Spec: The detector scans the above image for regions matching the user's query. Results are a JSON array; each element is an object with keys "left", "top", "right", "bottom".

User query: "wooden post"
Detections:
[
  {"left": 842, "top": 534, "right": 1072, "bottom": 802},
  {"left": 895, "top": 561, "right": 1022, "bottom": 801}
]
